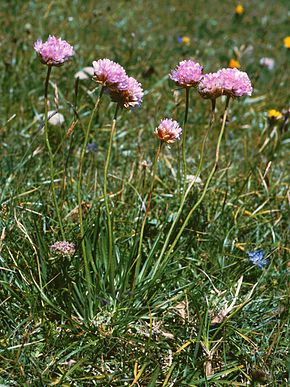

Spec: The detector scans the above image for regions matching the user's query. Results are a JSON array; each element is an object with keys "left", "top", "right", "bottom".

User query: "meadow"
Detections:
[{"left": 0, "top": 1, "right": 289, "bottom": 385}]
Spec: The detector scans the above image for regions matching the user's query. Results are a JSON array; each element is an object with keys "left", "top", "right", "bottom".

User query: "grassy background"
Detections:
[{"left": 0, "top": 0, "right": 289, "bottom": 385}]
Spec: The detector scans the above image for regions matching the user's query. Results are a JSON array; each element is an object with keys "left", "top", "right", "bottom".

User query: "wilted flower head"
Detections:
[
  {"left": 198, "top": 72, "right": 223, "bottom": 100},
  {"left": 34, "top": 35, "right": 74, "bottom": 66},
  {"left": 259, "top": 57, "right": 275, "bottom": 70},
  {"left": 170, "top": 60, "right": 203, "bottom": 88},
  {"left": 154, "top": 118, "right": 182, "bottom": 144},
  {"left": 216, "top": 68, "right": 253, "bottom": 98},
  {"left": 247, "top": 249, "right": 268, "bottom": 268},
  {"left": 109, "top": 75, "right": 144, "bottom": 108},
  {"left": 50, "top": 241, "right": 75, "bottom": 256},
  {"left": 92, "top": 59, "right": 127, "bottom": 87}
]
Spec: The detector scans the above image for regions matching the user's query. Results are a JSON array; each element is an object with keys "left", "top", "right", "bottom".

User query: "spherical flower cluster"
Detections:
[
  {"left": 198, "top": 68, "right": 252, "bottom": 100},
  {"left": 198, "top": 72, "right": 223, "bottom": 100},
  {"left": 92, "top": 58, "right": 144, "bottom": 108},
  {"left": 216, "top": 68, "right": 252, "bottom": 98},
  {"left": 34, "top": 35, "right": 74, "bottom": 66},
  {"left": 50, "top": 241, "right": 76, "bottom": 256},
  {"left": 170, "top": 60, "right": 203, "bottom": 88},
  {"left": 154, "top": 118, "right": 182, "bottom": 144},
  {"left": 92, "top": 59, "right": 127, "bottom": 87}
]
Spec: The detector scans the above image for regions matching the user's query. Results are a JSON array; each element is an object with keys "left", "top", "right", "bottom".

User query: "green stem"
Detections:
[
  {"left": 77, "top": 86, "right": 104, "bottom": 288},
  {"left": 104, "top": 104, "right": 119, "bottom": 295},
  {"left": 133, "top": 140, "right": 163, "bottom": 288},
  {"left": 150, "top": 96, "right": 230, "bottom": 280},
  {"left": 182, "top": 87, "right": 190, "bottom": 196},
  {"left": 44, "top": 65, "right": 65, "bottom": 239}
]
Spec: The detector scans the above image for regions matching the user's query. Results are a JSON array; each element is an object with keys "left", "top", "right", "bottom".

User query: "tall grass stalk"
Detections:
[
  {"left": 182, "top": 87, "right": 190, "bottom": 195},
  {"left": 44, "top": 65, "right": 65, "bottom": 239},
  {"left": 104, "top": 104, "right": 119, "bottom": 295},
  {"left": 133, "top": 140, "right": 163, "bottom": 288},
  {"left": 149, "top": 96, "right": 231, "bottom": 282},
  {"left": 77, "top": 86, "right": 104, "bottom": 292}
]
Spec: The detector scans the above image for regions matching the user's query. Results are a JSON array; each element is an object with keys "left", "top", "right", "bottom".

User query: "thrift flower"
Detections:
[
  {"left": 154, "top": 118, "right": 182, "bottom": 144},
  {"left": 268, "top": 109, "right": 282, "bottom": 120},
  {"left": 247, "top": 249, "right": 268, "bottom": 268},
  {"left": 50, "top": 241, "right": 75, "bottom": 256},
  {"left": 34, "top": 35, "right": 74, "bottom": 66},
  {"left": 229, "top": 58, "right": 241, "bottom": 68},
  {"left": 216, "top": 68, "right": 253, "bottom": 98},
  {"left": 177, "top": 36, "right": 190, "bottom": 45},
  {"left": 92, "top": 58, "right": 127, "bottom": 87},
  {"left": 235, "top": 4, "right": 244, "bottom": 15},
  {"left": 283, "top": 36, "right": 290, "bottom": 49},
  {"left": 259, "top": 57, "right": 275, "bottom": 70},
  {"left": 170, "top": 60, "right": 203, "bottom": 88},
  {"left": 198, "top": 72, "right": 223, "bottom": 100},
  {"left": 109, "top": 75, "right": 144, "bottom": 108}
]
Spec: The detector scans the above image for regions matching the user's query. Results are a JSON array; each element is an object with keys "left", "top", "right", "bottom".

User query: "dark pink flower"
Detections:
[
  {"left": 50, "top": 241, "right": 75, "bottom": 256},
  {"left": 34, "top": 35, "right": 74, "bottom": 66},
  {"left": 154, "top": 118, "right": 182, "bottom": 144},
  {"left": 198, "top": 72, "right": 223, "bottom": 100},
  {"left": 170, "top": 60, "right": 203, "bottom": 88}
]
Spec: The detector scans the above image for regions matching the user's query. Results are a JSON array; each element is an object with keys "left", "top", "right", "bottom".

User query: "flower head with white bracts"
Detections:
[
  {"left": 34, "top": 35, "right": 74, "bottom": 66},
  {"left": 170, "top": 60, "right": 203, "bottom": 88},
  {"left": 154, "top": 118, "right": 182, "bottom": 144},
  {"left": 216, "top": 68, "right": 253, "bottom": 98},
  {"left": 92, "top": 59, "right": 127, "bottom": 87},
  {"left": 109, "top": 75, "right": 144, "bottom": 108}
]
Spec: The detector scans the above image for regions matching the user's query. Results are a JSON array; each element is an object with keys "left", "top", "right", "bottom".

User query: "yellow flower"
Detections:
[
  {"left": 182, "top": 36, "right": 190, "bottom": 45},
  {"left": 283, "top": 36, "right": 290, "bottom": 49},
  {"left": 235, "top": 4, "right": 244, "bottom": 15},
  {"left": 268, "top": 109, "right": 282, "bottom": 120},
  {"left": 229, "top": 58, "right": 241, "bottom": 68}
]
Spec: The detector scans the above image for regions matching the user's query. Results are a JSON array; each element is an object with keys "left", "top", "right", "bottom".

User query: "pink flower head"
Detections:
[
  {"left": 50, "top": 241, "right": 75, "bottom": 256},
  {"left": 154, "top": 118, "right": 182, "bottom": 144},
  {"left": 34, "top": 35, "right": 74, "bottom": 66},
  {"left": 92, "top": 59, "right": 127, "bottom": 87},
  {"left": 198, "top": 72, "right": 223, "bottom": 100},
  {"left": 216, "top": 68, "right": 253, "bottom": 98},
  {"left": 109, "top": 75, "right": 144, "bottom": 108},
  {"left": 170, "top": 60, "right": 203, "bottom": 88}
]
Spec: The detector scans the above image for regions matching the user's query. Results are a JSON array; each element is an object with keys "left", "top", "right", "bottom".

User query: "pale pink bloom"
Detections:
[
  {"left": 216, "top": 68, "right": 253, "bottom": 98},
  {"left": 109, "top": 75, "right": 144, "bottom": 108},
  {"left": 34, "top": 35, "right": 74, "bottom": 66},
  {"left": 170, "top": 60, "right": 203, "bottom": 88},
  {"left": 50, "top": 241, "right": 75, "bottom": 256},
  {"left": 259, "top": 57, "right": 275, "bottom": 70},
  {"left": 92, "top": 59, "right": 127, "bottom": 87},
  {"left": 198, "top": 72, "right": 223, "bottom": 100},
  {"left": 154, "top": 118, "right": 182, "bottom": 144}
]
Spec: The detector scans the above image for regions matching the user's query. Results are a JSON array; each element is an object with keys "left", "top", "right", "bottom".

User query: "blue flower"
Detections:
[
  {"left": 247, "top": 249, "right": 268, "bottom": 268},
  {"left": 86, "top": 143, "right": 97, "bottom": 153}
]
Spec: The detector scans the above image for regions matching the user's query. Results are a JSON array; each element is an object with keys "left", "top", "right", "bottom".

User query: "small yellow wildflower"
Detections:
[
  {"left": 268, "top": 109, "right": 282, "bottom": 120},
  {"left": 229, "top": 58, "right": 241, "bottom": 68},
  {"left": 283, "top": 36, "right": 290, "bottom": 49},
  {"left": 180, "top": 36, "right": 190, "bottom": 45},
  {"left": 235, "top": 4, "right": 244, "bottom": 15}
]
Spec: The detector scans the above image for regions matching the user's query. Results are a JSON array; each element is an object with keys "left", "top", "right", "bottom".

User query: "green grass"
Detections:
[{"left": 0, "top": 0, "right": 289, "bottom": 385}]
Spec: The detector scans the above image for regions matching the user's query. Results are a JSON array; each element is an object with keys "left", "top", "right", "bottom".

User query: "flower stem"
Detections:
[
  {"left": 133, "top": 140, "right": 163, "bottom": 288},
  {"left": 77, "top": 86, "right": 104, "bottom": 290},
  {"left": 104, "top": 104, "right": 119, "bottom": 295},
  {"left": 44, "top": 65, "right": 65, "bottom": 239},
  {"left": 182, "top": 87, "right": 190, "bottom": 195},
  {"left": 150, "top": 96, "right": 231, "bottom": 280}
]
